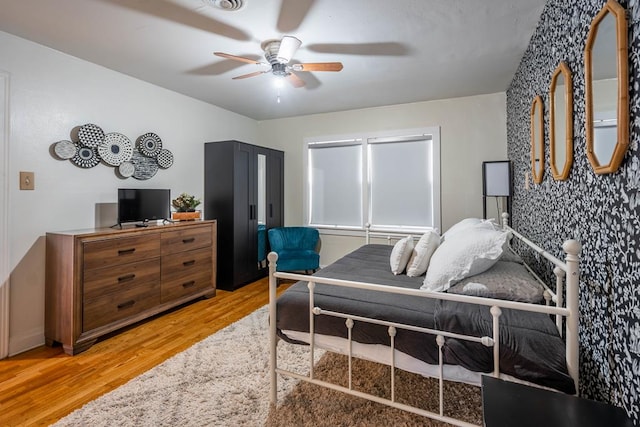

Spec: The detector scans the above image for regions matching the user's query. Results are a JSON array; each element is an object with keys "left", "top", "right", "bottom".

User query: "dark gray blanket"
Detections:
[{"left": 276, "top": 244, "right": 575, "bottom": 394}]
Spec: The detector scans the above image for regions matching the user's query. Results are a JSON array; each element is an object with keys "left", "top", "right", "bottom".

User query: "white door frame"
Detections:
[{"left": 0, "top": 71, "right": 10, "bottom": 359}]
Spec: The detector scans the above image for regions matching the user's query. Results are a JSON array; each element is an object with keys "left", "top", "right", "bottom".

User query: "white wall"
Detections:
[
  {"left": 1, "top": 31, "right": 259, "bottom": 355},
  {"left": 258, "top": 93, "right": 507, "bottom": 265}
]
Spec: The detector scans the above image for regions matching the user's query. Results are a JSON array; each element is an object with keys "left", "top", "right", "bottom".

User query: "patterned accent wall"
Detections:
[{"left": 507, "top": 0, "right": 640, "bottom": 421}]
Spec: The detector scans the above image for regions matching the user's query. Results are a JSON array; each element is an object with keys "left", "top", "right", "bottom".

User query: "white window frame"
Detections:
[{"left": 304, "top": 127, "right": 441, "bottom": 236}]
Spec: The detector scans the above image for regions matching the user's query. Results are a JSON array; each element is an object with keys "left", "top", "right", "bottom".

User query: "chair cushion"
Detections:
[{"left": 275, "top": 250, "right": 320, "bottom": 272}]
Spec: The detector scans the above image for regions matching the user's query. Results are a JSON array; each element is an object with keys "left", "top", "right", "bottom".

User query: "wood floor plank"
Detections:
[{"left": 0, "top": 277, "right": 290, "bottom": 426}]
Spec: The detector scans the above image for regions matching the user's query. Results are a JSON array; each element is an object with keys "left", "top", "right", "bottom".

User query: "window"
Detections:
[{"left": 305, "top": 127, "right": 440, "bottom": 233}]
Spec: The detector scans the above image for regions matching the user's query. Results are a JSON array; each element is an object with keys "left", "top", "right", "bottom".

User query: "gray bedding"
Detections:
[{"left": 276, "top": 244, "right": 575, "bottom": 394}]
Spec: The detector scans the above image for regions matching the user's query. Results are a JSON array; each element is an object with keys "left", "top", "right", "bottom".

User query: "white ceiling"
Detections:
[{"left": 0, "top": 0, "right": 546, "bottom": 121}]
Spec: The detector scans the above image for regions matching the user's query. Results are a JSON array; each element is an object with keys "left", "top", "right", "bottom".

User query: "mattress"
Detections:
[{"left": 275, "top": 244, "right": 575, "bottom": 394}]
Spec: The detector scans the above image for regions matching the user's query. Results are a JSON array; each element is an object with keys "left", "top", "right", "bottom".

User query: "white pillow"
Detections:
[
  {"left": 389, "top": 236, "right": 414, "bottom": 275},
  {"left": 421, "top": 228, "right": 509, "bottom": 292},
  {"left": 406, "top": 231, "right": 440, "bottom": 277},
  {"left": 442, "top": 218, "right": 498, "bottom": 241}
]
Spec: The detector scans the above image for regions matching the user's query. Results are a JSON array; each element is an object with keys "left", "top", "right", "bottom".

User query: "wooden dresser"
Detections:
[{"left": 45, "top": 220, "right": 216, "bottom": 355}]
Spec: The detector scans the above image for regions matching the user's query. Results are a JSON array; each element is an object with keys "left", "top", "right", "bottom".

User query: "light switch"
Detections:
[{"left": 20, "top": 171, "right": 34, "bottom": 190}]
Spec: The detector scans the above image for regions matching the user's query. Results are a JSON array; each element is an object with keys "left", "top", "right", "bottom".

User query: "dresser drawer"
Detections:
[
  {"left": 161, "top": 247, "right": 212, "bottom": 302},
  {"left": 83, "top": 267, "right": 161, "bottom": 331},
  {"left": 83, "top": 234, "right": 161, "bottom": 270},
  {"left": 161, "top": 225, "right": 212, "bottom": 256},
  {"left": 84, "top": 258, "right": 160, "bottom": 300}
]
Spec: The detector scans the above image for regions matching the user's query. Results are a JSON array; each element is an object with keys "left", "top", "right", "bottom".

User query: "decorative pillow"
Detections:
[
  {"left": 421, "top": 228, "right": 509, "bottom": 292},
  {"left": 389, "top": 236, "right": 414, "bottom": 275},
  {"left": 406, "top": 230, "right": 440, "bottom": 277},
  {"left": 442, "top": 217, "right": 498, "bottom": 241},
  {"left": 447, "top": 261, "right": 544, "bottom": 303}
]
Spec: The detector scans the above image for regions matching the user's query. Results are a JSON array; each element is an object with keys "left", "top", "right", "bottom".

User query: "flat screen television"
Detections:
[{"left": 117, "top": 188, "right": 170, "bottom": 226}]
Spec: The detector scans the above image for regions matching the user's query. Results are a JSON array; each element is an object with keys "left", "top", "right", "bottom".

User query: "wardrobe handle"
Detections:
[{"left": 269, "top": 203, "right": 273, "bottom": 218}]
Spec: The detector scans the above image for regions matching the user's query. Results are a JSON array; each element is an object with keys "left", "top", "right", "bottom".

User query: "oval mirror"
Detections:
[
  {"left": 585, "top": 0, "right": 628, "bottom": 174},
  {"left": 549, "top": 62, "right": 573, "bottom": 181},
  {"left": 531, "top": 95, "right": 544, "bottom": 184}
]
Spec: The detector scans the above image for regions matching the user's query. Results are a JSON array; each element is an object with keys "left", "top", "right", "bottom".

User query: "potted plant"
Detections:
[{"left": 171, "top": 193, "right": 202, "bottom": 220}]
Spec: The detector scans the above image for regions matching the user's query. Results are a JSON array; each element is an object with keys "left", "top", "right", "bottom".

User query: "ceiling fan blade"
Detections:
[
  {"left": 293, "top": 62, "right": 343, "bottom": 72},
  {"left": 277, "top": 0, "right": 315, "bottom": 33},
  {"left": 286, "top": 72, "right": 306, "bottom": 88},
  {"left": 232, "top": 70, "right": 269, "bottom": 80},
  {"left": 277, "top": 36, "right": 302, "bottom": 63},
  {"left": 96, "top": 0, "right": 251, "bottom": 41},
  {"left": 187, "top": 61, "right": 248, "bottom": 76},
  {"left": 306, "top": 42, "right": 410, "bottom": 56},
  {"left": 214, "top": 52, "right": 264, "bottom": 65}
]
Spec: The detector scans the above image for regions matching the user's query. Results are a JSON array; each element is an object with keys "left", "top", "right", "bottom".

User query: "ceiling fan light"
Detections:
[{"left": 277, "top": 36, "right": 301, "bottom": 63}]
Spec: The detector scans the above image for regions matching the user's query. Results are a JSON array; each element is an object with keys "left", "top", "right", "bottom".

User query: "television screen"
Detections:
[{"left": 117, "top": 188, "right": 170, "bottom": 225}]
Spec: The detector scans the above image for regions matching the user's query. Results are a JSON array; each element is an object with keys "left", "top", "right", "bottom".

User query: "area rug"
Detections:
[
  {"left": 265, "top": 353, "right": 482, "bottom": 426},
  {"left": 54, "top": 306, "right": 482, "bottom": 426}
]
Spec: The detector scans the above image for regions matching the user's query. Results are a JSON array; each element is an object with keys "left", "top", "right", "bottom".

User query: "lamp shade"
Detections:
[
  {"left": 483, "top": 161, "right": 511, "bottom": 197},
  {"left": 277, "top": 36, "right": 301, "bottom": 63}
]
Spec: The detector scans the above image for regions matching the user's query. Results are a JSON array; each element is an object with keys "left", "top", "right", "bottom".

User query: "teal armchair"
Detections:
[{"left": 267, "top": 227, "right": 320, "bottom": 273}]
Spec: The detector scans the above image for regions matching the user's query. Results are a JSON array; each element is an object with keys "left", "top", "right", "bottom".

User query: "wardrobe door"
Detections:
[
  {"left": 204, "top": 141, "right": 235, "bottom": 289},
  {"left": 233, "top": 142, "right": 258, "bottom": 285},
  {"left": 267, "top": 149, "right": 284, "bottom": 229},
  {"left": 255, "top": 146, "right": 269, "bottom": 270}
]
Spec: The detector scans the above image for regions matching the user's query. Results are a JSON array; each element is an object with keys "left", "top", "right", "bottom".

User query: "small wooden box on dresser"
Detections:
[{"left": 45, "top": 220, "right": 217, "bottom": 355}]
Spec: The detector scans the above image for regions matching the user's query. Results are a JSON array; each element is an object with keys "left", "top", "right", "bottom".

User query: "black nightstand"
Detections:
[{"left": 481, "top": 376, "right": 633, "bottom": 427}]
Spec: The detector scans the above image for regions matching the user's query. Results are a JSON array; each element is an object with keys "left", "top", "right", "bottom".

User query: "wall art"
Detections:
[{"left": 51, "top": 123, "right": 174, "bottom": 180}]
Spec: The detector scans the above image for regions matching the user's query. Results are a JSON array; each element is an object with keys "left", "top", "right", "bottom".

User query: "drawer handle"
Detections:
[
  {"left": 182, "top": 238, "right": 195, "bottom": 244},
  {"left": 182, "top": 280, "right": 196, "bottom": 288},
  {"left": 118, "top": 248, "right": 136, "bottom": 255},
  {"left": 117, "top": 300, "right": 135, "bottom": 310},
  {"left": 183, "top": 260, "right": 196, "bottom": 266},
  {"left": 118, "top": 274, "right": 136, "bottom": 283}
]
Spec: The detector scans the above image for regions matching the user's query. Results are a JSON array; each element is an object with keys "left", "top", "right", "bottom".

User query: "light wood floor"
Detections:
[{"left": 0, "top": 277, "right": 290, "bottom": 426}]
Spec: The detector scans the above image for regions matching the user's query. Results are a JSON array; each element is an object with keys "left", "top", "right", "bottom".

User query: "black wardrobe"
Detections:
[{"left": 204, "top": 140, "right": 284, "bottom": 290}]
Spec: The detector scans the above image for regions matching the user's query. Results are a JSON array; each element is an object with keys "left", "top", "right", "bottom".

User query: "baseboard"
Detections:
[{"left": 9, "top": 327, "right": 44, "bottom": 357}]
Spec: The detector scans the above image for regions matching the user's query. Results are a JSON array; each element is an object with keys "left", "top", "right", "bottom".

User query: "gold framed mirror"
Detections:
[
  {"left": 584, "top": 0, "right": 628, "bottom": 174},
  {"left": 549, "top": 62, "right": 573, "bottom": 181},
  {"left": 531, "top": 95, "right": 544, "bottom": 184}
]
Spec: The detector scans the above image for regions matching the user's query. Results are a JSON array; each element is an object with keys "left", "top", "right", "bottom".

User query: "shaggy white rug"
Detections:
[{"left": 53, "top": 306, "right": 322, "bottom": 427}]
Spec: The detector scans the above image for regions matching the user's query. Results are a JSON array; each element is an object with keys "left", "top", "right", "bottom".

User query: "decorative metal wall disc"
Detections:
[
  {"left": 99, "top": 132, "right": 134, "bottom": 166},
  {"left": 71, "top": 145, "right": 100, "bottom": 168},
  {"left": 53, "top": 140, "right": 77, "bottom": 159},
  {"left": 156, "top": 149, "right": 174, "bottom": 169},
  {"left": 130, "top": 150, "right": 158, "bottom": 180},
  {"left": 117, "top": 161, "right": 135, "bottom": 178},
  {"left": 77, "top": 123, "right": 105, "bottom": 147},
  {"left": 137, "top": 132, "right": 162, "bottom": 157}
]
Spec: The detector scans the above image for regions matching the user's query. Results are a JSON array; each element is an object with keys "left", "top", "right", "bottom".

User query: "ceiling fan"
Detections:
[{"left": 214, "top": 35, "right": 343, "bottom": 88}]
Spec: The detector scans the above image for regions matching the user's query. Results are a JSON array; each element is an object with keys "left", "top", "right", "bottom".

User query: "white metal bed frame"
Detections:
[{"left": 268, "top": 214, "right": 581, "bottom": 426}]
